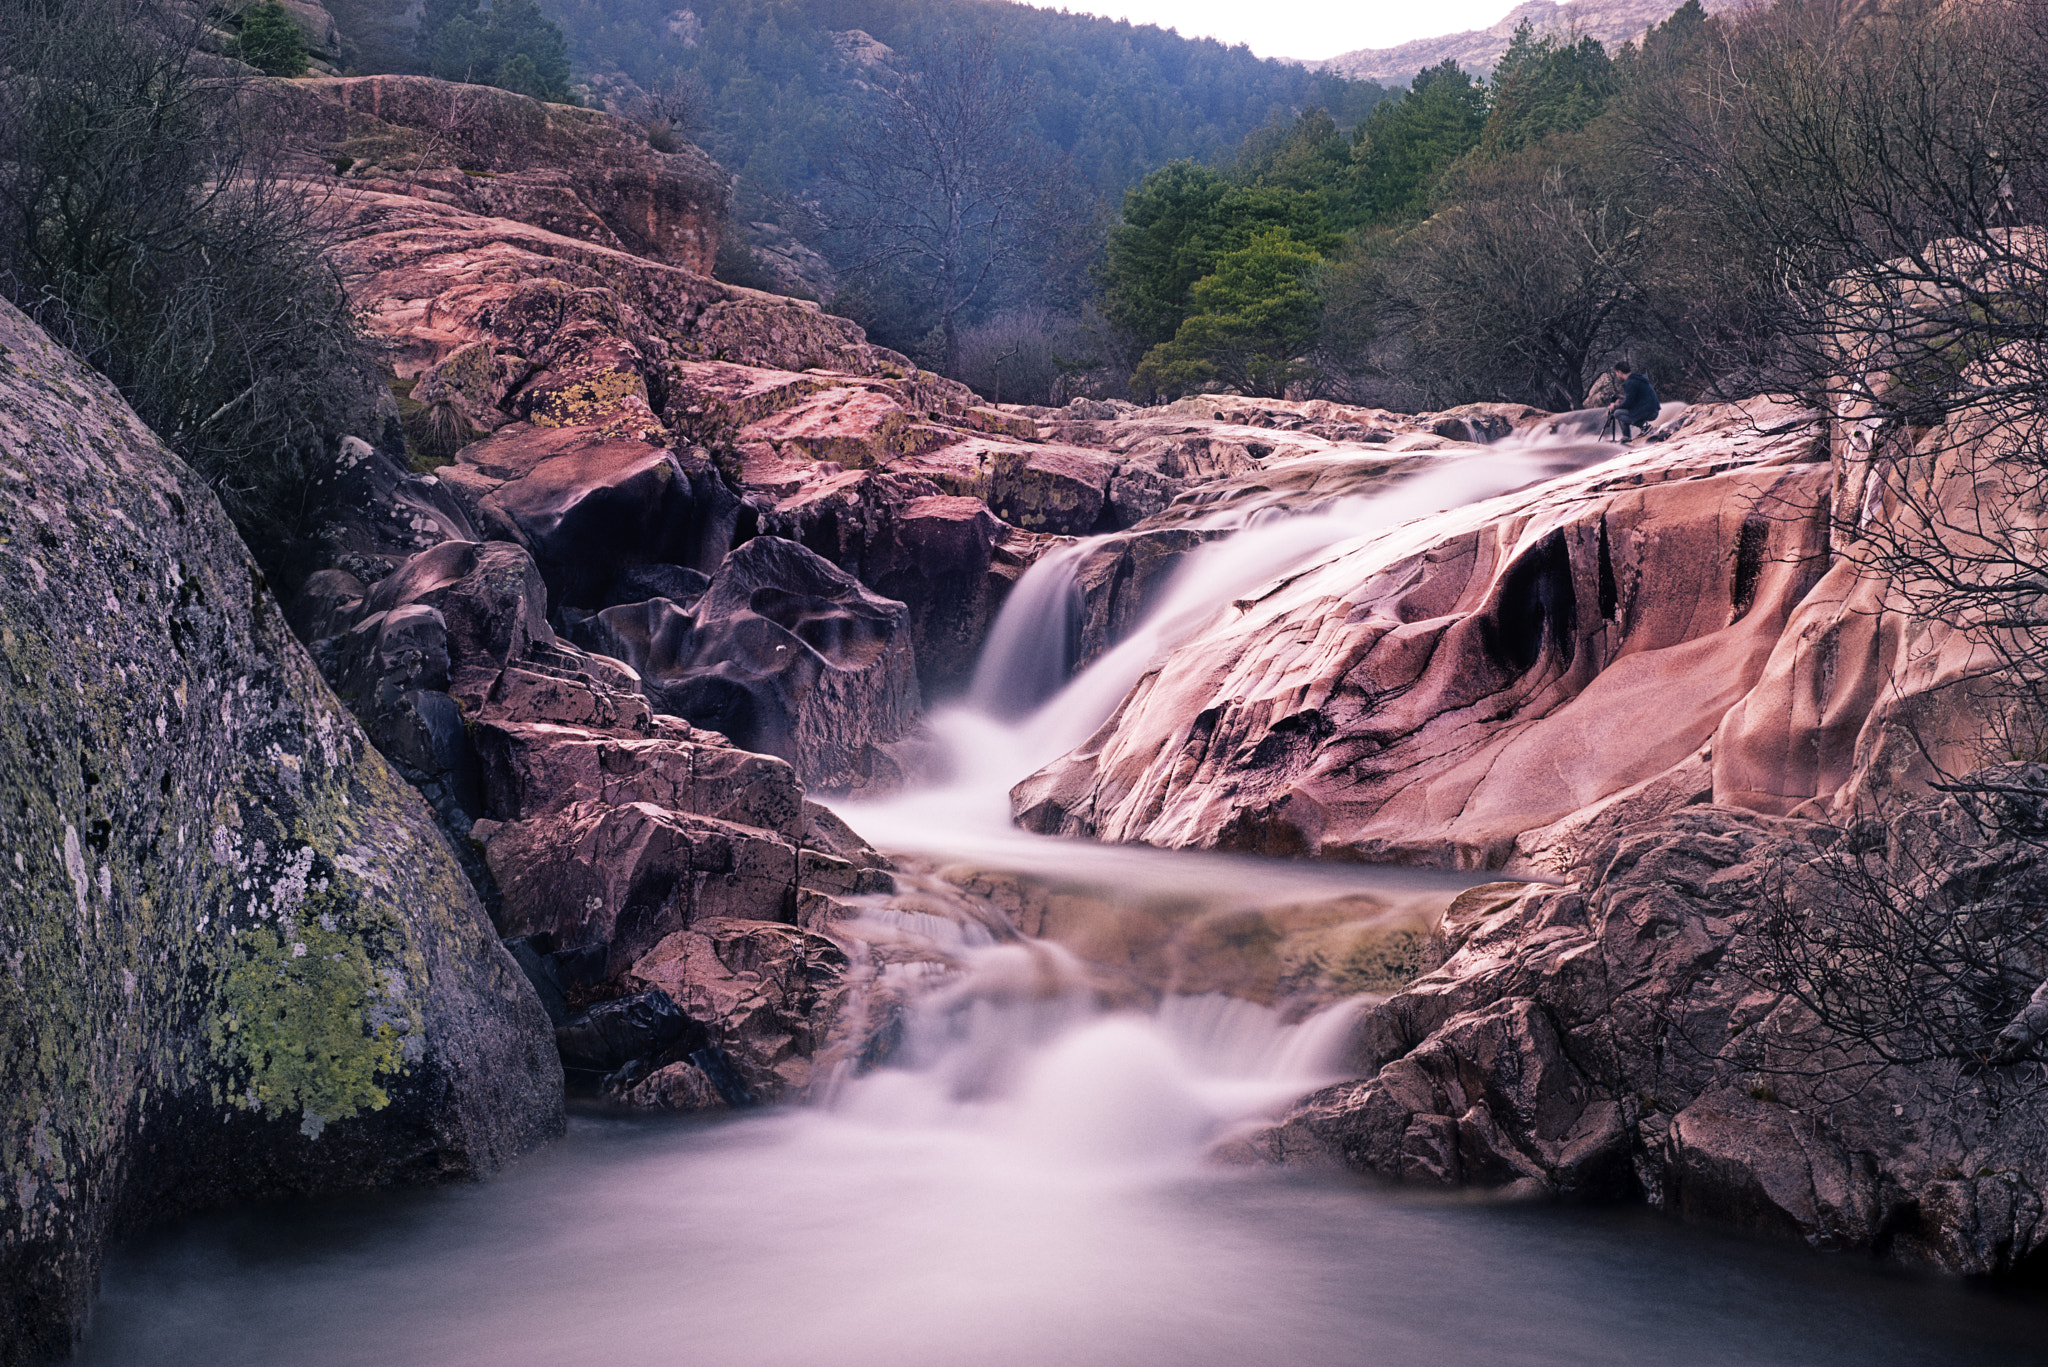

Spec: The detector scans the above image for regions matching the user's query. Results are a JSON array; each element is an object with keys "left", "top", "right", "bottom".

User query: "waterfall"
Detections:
[
  {"left": 79, "top": 405, "right": 1987, "bottom": 1366},
  {"left": 822, "top": 897, "right": 1372, "bottom": 1162},
  {"left": 835, "top": 423, "right": 1624, "bottom": 858},
  {"left": 967, "top": 540, "right": 1089, "bottom": 719},
  {"left": 809, "top": 424, "right": 1616, "bottom": 1161}
]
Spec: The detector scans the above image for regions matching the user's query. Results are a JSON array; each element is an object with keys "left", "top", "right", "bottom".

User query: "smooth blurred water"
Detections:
[
  {"left": 70, "top": 973, "right": 2048, "bottom": 1367},
  {"left": 75, "top": 1095, "right": 2048, "bottom": 1367}
]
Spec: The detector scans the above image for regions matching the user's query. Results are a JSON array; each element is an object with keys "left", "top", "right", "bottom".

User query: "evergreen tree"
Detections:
[
  {"left": 419, "top": 0, "right": 573, "bottom": 102},
  {"left": 1132, "top": 227, "right": 1323, "bottom": 399},
  {"left": 1098, "top": 162, "right": 1338, "bottom": 353},
  {"left": 1479, "top": 23, "right": 1616, "bottom": 158},
  {"left": 236, "top": 0, "right": 308, "bottom": 77},
  {"left": 1351, "top": 59, "right": 1488, "bottom": 223}
]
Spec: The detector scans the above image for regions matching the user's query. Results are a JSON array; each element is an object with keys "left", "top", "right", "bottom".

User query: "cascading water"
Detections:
[
  {"left": 791, "top": 427, "right": 1630, "bottom": 1186},
  {"left": 74, "top": 412, "right": 2040, "bottom": 1366},
  {"left": 837, "top": 423, "right": 1627, "bottom": 861},
  {"left": 965, "top": 539, "right": 1088, "bottom": 720}
]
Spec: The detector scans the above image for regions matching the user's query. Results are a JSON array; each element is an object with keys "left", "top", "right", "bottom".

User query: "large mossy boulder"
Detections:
[{"left": 0, "top": 299, "right": 564, "bottom": 1363}]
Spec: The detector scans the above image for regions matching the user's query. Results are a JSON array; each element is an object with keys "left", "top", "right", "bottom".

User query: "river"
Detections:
[{"left": 71, "top": 424, "right": 2048, "bottom": 1365}]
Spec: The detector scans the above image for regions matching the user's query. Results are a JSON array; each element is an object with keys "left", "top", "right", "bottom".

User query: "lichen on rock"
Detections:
[
  {"left": 0, "top": 296, "right": 563, "bottom": 1366},
  {"left": 209, "top": 898, "right": 422, "bottom": 1126}
]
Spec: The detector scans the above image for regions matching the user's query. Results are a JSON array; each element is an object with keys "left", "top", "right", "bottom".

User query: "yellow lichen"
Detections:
[{"left": 208, "top": 897, "right": 417, "bottom": 1126}]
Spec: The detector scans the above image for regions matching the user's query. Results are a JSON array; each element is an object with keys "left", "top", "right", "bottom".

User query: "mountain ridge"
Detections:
[{"left": 1307, "top": 0, "right": 1742, "bottom": 84}]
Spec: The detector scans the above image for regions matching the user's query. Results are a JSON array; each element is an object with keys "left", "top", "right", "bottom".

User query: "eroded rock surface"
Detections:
[
  {"left": 0, "top": 299, "right": 563, "bottom": 1365},
  {"left": 568, "top": 536, "right": 921, "bottom": 790},
  {"left": 1252, "top": 778, "right": 2048, "bottom": 1273},
  {"left": 274, "top": 75, "right": 732, "bottom": 275},
  {"left": 1013, "top": 400, "right": 1835, "bottom": 868},
  {"left": 294, "top": 528, "right": 893, "bottom": 1105}
]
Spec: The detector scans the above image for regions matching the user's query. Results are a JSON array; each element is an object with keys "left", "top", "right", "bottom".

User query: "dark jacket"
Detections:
[{"left": 1620, "top": 372, "right": 1660, "bottom": 424}]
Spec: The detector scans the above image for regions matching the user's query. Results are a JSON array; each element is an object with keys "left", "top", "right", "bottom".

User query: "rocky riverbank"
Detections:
[
  {"left": 0, "top": 297, "right": 561, "bottom": 1365},
  {"left": 8, "top": 62, "right": 2048, "bottom": 1360},
  {"left": 254, "top": 72, "right": 2048, "bottom": 1275}
]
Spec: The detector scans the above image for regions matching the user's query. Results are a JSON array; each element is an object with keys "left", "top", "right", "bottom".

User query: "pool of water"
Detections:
[{"left": 76, "top": 1094, "right": 2048, "bottom": 1367}]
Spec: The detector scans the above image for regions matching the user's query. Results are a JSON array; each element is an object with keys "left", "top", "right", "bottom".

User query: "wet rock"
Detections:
[
  {"left": 761, "top": 471, "right": 1009, "bottom": 699},
  {"left": 299, "top": 440, "right": 481, "bottom": 587},
  {"left": 1426, "top": 403, "right": 1544, "bottom": 444},
  {"left": 893, "top": 439, "right": 1122, "bottom": 536},
  {"left": 1666, "top": 1089, "right": 1881, "bottom": 1249},
  {"left": 601, "top": 563, "right": 712, "bottom": 610},
  {"left": 983, "top": 445, "right": 1115, "bottom": 534},
  {"left": 1105, "top": 462, "right": 1186, "bottom": 526},
  {"left": 472, "top": 718, "right": 807, "bottom": 836},
  {"left": 554, "top": 990, "right": 707, "bottom": 1080},
  {"left": 481, "top": 800, "right": 804, "bottom": 978},
  {"left": 0, "top": 297, "right": 562, "bottom": 1363},
  {"left": 626, "top": 919, "right": 852, "bottom": 1101},
  {"left": 288, "top": 568, "right": 369, "bottom": 645},
  {"left": 1069, "top": 527, "right": 1226, "bottom": 670},
  {"left": 315, "top": 539, "right": 559, "bottom": 821},
  {"left": 619, "top": 1060, "right": 731, "bottom": 1112},
  {"left": 439, "top": 426, "right": 742, "bottom": 607},
  {"left": 584, "top": 537, "right": 921, "bottom": 791},
  {"left": 476, "top": 657, "right": 655, "bottom": 734},
  {"left": 1252, "top": 782, "right": 2048, "bottom": 1271}
]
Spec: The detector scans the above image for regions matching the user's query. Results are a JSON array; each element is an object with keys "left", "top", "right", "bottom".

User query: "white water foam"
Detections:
[{"left": 837, "top": 423, "right": 1625, "bottom": 865}]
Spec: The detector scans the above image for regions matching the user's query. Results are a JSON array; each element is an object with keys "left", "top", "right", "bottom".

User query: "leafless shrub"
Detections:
[
  {"left": 1390, "top": 140, "right": 1654, "bottom": 409},
  {"left": 1710, "top": 768, "right": 2048, "bottom": 1123},
  {"left": 640, "top": 71, "right": 706, "bottom": 153},
  {"left": 950, "top": 308, "right": 1093, "bottom": 406},
  {"left": 0, "top": 0, "right": 381, "bottom": 565}
]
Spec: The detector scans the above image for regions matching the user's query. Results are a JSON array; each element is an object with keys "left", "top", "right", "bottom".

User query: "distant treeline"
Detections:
[
  {"left": 1098, "top": 12, "right": 1695, "bottom": 407},
  {"left": 540, "top": 0, "right": 1387, "bottom": 203},
  {"left": 1097, "top": 0, "right": 2048, "bottom": 414}
]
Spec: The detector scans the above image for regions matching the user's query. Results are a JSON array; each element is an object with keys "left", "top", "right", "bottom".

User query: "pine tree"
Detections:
[{"left": 236, "top": 0, "right": 308, "bottom": 77}]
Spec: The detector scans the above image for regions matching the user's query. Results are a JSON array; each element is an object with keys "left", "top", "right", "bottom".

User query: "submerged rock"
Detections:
[{"left": 0, "top": 299, "right": 563, "bottom": 1364}]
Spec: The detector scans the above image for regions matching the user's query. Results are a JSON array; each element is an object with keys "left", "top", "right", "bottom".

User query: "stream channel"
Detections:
[{"left": 74, "top": 429, "right": 2048, "bottom": 1364}]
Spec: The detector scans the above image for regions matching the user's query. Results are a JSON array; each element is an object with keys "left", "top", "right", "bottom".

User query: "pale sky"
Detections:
[{"left": 1033, "top": 0, "right": 1526, "bottom": 62}]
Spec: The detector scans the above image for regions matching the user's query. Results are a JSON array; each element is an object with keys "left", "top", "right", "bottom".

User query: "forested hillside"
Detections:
[
  {"left": 318, "top": 0, "right": 1388, "bottom": 392},
  {"left": 546, "top": 0, "right": 1385, "bottom": 203},
  {"left": 1094, "top": 3, "right": 1761, "bottom": 410}
]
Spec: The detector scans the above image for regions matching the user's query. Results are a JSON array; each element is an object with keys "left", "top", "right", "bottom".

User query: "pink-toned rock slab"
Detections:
[{"left": 1012, "top": 403, "right": 1838, "bottom": 868}]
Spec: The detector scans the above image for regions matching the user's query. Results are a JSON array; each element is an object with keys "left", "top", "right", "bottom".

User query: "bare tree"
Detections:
[
  {"left": 1626, "top": 0, "right": 2048, "bottom": 1094},
  {"left": 0, "top": 0, "right": 380, "bottom": 564},
  {"left": 1390, "top": 141, "right": 1654, "bottom": 409},
  {"left": 639, "top": 71, "right": 707, "bottom": 153},
  {"left": 821, "top": 31, "right": 1071, "bottom": 375}
]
